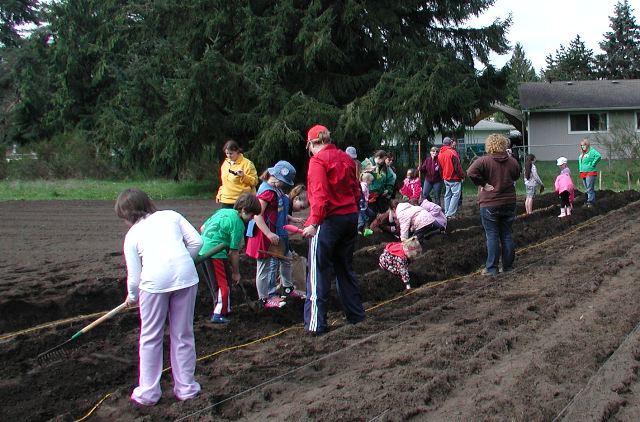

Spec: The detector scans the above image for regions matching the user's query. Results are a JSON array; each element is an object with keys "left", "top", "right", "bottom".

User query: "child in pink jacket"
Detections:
[
  {"left": 392, "top": 200, "right": 444, "bottom": 244},
  {"left": 399, "top": 168, "right": 422, "bottom": 203},
  {"left": 555, "top": 157, "right": 575, "bottom": 218}
]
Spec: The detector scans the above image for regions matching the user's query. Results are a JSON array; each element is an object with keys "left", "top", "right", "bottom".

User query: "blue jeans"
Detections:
[
  {"left": 443, "top": 180, "right": 462, "bottom": 217},
  {"left": 358, "top": 207, "right": 376, "bottom": 230},
  {"left": 423, "top": 179, "right": 443, "bottom": 206},
  {"left": 582, "top": 175, "right": 596, "bottom": 204},
  {"left": 480, "top": 204, "right": 516, "bottom": 274}
]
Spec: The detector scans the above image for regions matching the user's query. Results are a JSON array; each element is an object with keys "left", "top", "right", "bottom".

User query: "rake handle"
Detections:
[{"left": 71, "top": 302, "right": 128, "bottom": 340}]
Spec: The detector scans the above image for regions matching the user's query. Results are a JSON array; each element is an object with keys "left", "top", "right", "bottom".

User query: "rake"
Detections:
[
  {"left": 37, "top": 244, "right": 228, "bottom": 365},
  {"left": 37, "top": 302, "right": 127, "bottom": 364}
]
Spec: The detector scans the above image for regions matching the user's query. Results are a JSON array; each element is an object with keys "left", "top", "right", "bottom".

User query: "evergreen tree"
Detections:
[
  {"left": 0, "top": 0, "right": 40, "bottom": 47},
  {"left": 5, "top": 0, "right": 513, "bottom": 178},
  {"left": 503, "top": 42, "right": 537, "bottom": 108},
  {"left": 596, "top": 0, "right": 640, "bottom": 79},
  {"left": 542, "top": 35, "right": 595, "bottom": 81}
]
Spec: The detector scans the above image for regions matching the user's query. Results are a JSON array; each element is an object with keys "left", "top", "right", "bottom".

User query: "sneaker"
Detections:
[
  {"left": 210, "top": 314, "right": 230, "bottom": 324},
  {"left": 263, "top": 297, "right": 286, "bottom": 309},
  {"left": 481, "top": 268, "right": 497, "bottom": 276},
  {"left": 282, "top": 287, "right": 306, "bottom": 300}
]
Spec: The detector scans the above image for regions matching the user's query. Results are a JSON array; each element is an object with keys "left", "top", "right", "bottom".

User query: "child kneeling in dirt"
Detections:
[
  {"left": 116, "top": 188, "right": 202, "bottom": 406},
  {"left": 378, "top": 237, "right": 422, "bottom": 289},
  {"left": 199, "top": 193, "right": 261, "bottom": 323}
]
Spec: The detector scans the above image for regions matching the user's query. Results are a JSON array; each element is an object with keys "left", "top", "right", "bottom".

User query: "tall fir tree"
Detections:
[
  {"left": 4, "top": 0, "right": 513, "bottom": 178},
  {"left": 504, "top": 42, "right": 537, "bottom": 108},
  {"left": 542, "top": 35, "right": 595, "bottom": 81},
  {"left": 0, "top": 0, "right": 40, "bottom": 47},
  {"left": 596, "top": 0, "right": 640, "bottom": 79}
]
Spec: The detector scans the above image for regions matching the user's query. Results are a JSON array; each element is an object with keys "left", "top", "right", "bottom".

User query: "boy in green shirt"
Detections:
[{"left": 199, "top": 193, "right": 261, "bottom": 323}]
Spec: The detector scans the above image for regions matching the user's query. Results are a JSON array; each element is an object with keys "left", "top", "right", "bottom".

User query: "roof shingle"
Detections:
[{"left": 519, "top": 80, "right": 640, "bottom": 111}]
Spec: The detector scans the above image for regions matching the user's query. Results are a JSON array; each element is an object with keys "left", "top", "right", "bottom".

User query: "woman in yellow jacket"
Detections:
[{"left": 216, "top": 140, "right": 259, "bottom": 208}]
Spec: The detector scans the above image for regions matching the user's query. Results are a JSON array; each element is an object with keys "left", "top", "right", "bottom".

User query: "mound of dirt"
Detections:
[{"left": 2, "top": 190, "right": 640, "bottom": 421}]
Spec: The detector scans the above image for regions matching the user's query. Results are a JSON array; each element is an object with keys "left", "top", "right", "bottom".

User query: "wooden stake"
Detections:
[
  {"left": 418, "top": 140, "right": 422, "bottom": 178},
  {"left": 599, "top": 172, "right": 602, "bottom": 190}
]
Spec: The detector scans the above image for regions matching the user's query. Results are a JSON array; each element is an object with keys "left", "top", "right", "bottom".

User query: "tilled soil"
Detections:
[{"left": 2, "top": 190, "right": 640, "bottom": 421}]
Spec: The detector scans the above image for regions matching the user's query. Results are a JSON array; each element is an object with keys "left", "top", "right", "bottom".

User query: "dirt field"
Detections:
[{"left": 3, "top": 190, "right": 640, "bottom": 421}]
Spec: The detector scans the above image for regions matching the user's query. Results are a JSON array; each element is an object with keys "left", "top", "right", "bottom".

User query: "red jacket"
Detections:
[
  {"left": 306, "top": 144, "right": 359, "bottom": 226},
  {"left": 438, "top": 145, "right": 465, "bottom": 182}
]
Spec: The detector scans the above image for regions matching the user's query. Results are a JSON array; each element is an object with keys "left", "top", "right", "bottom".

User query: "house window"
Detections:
[
  {"left": 569, "top": 112, "right": 608, "bottom": 133},
  {"left": 636, "top": 112, "right": 640, "bottom": 131}
]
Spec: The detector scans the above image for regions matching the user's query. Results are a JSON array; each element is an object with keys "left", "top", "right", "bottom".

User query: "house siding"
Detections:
[{"left": 527, "top": 110, "right": 637, "bottom": 161}]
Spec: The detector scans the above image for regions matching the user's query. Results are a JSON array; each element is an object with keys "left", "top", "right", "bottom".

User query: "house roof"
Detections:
[
  {"left": 471, "top": 119, "right": 515, "bottom": 131},
  {"left": 519, "top": 79, "right": 640, "bottom": 111}
]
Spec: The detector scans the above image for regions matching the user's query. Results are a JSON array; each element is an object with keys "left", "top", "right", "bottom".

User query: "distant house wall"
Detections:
[
  {"left": 527, "top": 110, "right": 637, "bottom": 161},
  {"left": 464, "top": 129, "right": 511, "bottom": 144}
]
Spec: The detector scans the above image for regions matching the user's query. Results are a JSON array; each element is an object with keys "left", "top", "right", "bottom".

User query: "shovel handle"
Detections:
[
  {"left": 194, "top": 243, "right": 228, "bottom": 265},
  {"left": 258, "top": 249, "right": 293, "bottom": 262}
]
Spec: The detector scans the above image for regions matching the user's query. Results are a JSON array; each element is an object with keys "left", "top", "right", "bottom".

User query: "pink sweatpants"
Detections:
[{"left": 131, "top": 284, "right": 200, "bottom": 404}]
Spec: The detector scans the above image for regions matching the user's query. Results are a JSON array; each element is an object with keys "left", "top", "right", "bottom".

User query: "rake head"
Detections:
[{"left": 37, "top": 338, "right": 73, "bottom": 365}]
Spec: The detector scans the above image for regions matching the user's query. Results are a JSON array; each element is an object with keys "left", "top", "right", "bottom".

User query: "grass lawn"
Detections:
[
  {"left": 1, "top": 159, "right": 638, "bottom": 201},
  {"left": 0, "top": 179, "right": 214, "bottom": 201}
]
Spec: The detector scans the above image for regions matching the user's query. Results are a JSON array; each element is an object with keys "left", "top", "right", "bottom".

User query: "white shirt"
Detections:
[{"left": 123, "top": 210, "right": 202, "bottom": 301}]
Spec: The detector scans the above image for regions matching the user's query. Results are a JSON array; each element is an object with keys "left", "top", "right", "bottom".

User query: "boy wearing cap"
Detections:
[
  {"left": 246, "top": 160, "right": 305, "bottom": 309},
  {"left": 555, "top": 157, "right": 575, "bottom": 218},
  {"left": 303, "top": 124, "right": 366, "bottom": 335}
]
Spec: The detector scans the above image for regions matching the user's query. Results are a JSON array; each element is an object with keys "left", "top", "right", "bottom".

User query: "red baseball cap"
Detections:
[{"left": 306, "top": 124, "right": 329, "bottom": 144}]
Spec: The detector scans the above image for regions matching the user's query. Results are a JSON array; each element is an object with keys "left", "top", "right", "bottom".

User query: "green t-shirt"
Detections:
[{"left": 199, "top": 208, "right": 244, "bottom": 259}]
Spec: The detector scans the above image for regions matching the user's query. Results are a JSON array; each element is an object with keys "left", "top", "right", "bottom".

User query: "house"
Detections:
[{"left": 519, "top": 80, "right": 640, "bottom": 161}]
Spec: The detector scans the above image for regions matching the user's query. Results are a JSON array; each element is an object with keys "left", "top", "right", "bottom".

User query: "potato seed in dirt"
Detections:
[{"left": 2, "top": 190, "right": 640, "bottom": 421}]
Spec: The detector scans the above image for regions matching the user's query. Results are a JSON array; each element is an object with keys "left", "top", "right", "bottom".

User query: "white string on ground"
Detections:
[
  {"left": 174, "top": 275, "right": 495, "bottom": 421},
  {"left": 552, "top": 318, "right": 640, "bottom": 422},
  {"left": 368, "top": 408, "right": 390, "bottom": 421}
]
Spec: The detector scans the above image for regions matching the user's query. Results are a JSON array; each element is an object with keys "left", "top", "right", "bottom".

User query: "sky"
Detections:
[{"left": 469, "top": 0, "right": 640, "bottom": 72}]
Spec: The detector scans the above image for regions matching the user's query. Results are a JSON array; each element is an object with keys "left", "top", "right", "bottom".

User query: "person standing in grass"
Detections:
[
  {"left": 578, "top": 139, "right": 601, "bottom": 207},
  {"left": 216, "top": 140, "right": 259, "bottom": 208},
  {"left": 199, "top": 193, "right": 261, "bottom": 323},
  {"left": 524, "top": 154, "right": 544, "bottom": 215},
  {"left": 116, "top": 188, "right": 202, "bottom": 406},
  {"left": 466, "top": 134, "right": 521, "bottom": 276}
]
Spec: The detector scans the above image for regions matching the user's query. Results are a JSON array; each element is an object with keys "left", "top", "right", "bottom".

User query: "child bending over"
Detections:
[
  {"left": 199, "top": 193, "right": 261, "bottom": 323},
  {"left": 246, "top": 161, "right": 304, "bottom": 309},
  {"left": 379, "top": 237, "right": 422, "bottom": 289},
  {"left": 116, "top": 188, "right": 202, "bottom": 406}
]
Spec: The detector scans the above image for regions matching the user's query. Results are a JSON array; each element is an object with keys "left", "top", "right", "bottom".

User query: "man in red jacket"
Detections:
[
  {"left": 439, "top": 137, "right": 465, "bottom": 218},
  {"left": 302, "top": 124, "right": 366, "bottom": 335}
]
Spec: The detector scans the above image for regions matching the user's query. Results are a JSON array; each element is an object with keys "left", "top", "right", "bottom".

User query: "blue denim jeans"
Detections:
[
  {"left": 582, "top": 175, "right": 596, "bottom": 204},
  {"left": 480, "top": 204, "right": 516, "bottom": 274},
  {"left": 443, "top": 180, "right": 462, "bottom": 217},
  {"left": 423, "top": 179, "right": 443, "bottom": 206}
]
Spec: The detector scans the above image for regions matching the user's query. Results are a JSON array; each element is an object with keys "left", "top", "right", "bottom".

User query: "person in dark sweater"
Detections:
[{"left": 466, "top": 134, "right": 521, "bottom": 276}]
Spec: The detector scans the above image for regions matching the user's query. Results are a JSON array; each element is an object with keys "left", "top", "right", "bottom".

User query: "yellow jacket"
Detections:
[{"left": 216, "top": 154, "right": 259, "bottom": 204}]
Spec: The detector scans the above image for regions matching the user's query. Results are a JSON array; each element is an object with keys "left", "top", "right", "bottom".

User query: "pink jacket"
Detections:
[
  {"left": 395, "top": 202, "right": 436, "bottom": 240},
  {"left": 555, "top": 171, "right": 575, "bottom": 204},
  {"left": 419, "top": 199, "right": 447, "bottom": 229},
  {"left": 399, "top": 177, "right": 421, "bottom": 200}
]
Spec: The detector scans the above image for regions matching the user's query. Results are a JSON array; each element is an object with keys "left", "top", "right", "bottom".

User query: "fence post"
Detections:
[
  {"left": 627, "top": 171, "right": 631, "bottom": 190},
  {"left": 599, "top": 172, "right": 602, "bottom": 190}
]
